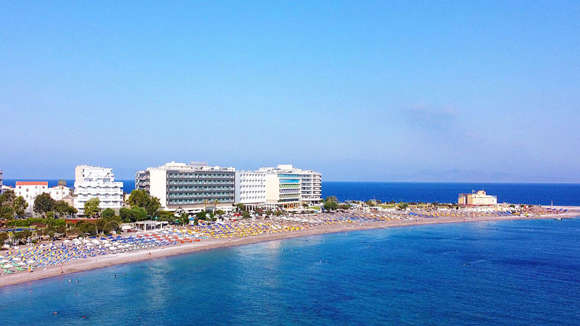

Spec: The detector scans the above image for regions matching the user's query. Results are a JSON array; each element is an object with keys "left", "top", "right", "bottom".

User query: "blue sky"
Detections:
[{"left": 1, "top": 1, "right": 579, "bottom": 182}]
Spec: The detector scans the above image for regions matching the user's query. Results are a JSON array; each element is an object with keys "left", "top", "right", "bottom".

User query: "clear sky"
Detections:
[{"left": 1, "top": 1, "right": 579, "bottom": 182}]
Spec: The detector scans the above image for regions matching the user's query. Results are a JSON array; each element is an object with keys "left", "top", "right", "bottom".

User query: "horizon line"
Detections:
[{"left": 2, "top": 178, "right": 580, "bottom": 185}]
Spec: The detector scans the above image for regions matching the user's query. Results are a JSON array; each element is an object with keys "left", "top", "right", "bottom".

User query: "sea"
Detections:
[
  {"left": 1, "top": 218, "right": 579, "bottom": 325},
  {"left": 4, "top": 180, "right": 580, "bottom": 206}
]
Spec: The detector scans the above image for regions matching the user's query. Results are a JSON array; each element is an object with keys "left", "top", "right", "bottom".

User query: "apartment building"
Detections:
[{"left": 74, "top": 165, "right": 124, "bottom": 215}]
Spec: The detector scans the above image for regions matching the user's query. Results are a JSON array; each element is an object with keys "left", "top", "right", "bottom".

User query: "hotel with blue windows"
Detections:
[{"left": 251, "top": 164, "right": 322, "bottom": 209}]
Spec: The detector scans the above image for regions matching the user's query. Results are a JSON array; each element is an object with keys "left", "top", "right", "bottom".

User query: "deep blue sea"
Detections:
[
  {"left": 5, "top": 180, "right": 580, "bottom": 206},
  {"left": 1, "top": 218, "right": 579, "bottom": 325}
]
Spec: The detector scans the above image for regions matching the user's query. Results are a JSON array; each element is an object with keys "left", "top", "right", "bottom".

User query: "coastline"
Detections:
[{"left": 1, "top": 211, "right": 578, "bottom": 289}]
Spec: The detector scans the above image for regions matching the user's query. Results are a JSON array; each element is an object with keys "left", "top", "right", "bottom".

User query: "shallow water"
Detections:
[{"left": 1, "top": 218, "right": 579, "bottom": 325}]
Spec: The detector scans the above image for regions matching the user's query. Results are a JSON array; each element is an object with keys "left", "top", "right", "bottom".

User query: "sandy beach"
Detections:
[{"left": 1, "top": 208, "right": 578, "bottom": 288}]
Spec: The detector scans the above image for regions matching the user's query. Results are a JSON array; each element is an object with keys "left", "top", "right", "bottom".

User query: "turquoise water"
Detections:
[{"left": 1, "top": 218, "right": 580, "bottom": 325}]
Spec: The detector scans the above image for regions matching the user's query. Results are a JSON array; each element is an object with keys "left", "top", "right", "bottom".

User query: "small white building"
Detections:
[
  {"left": 74, "top": 165, "right": 124, "bottom": 215},
  {"left": 14, "top": 181, "right": 49, "bottom": 212},
  {"left": 49, "top": 185, "right": 72, "bottom": 201}
]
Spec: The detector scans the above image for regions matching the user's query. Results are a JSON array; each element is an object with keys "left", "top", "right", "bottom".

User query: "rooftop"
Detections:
[{"left": 15, "top": 181, "right": 48, "bottom": 186}]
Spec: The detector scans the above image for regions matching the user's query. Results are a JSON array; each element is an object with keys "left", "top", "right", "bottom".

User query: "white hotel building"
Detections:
[
  {"left": 0, "top": 169, "right": 3, "bottom": 194},
  {"left": 235, "top": 165, "right": 322, "bottom": 209},
  {"left": 136, "top": 162, "right": 236, "bottom": 213},
  {"left": 74, "top": 165, "right": 124, "bottom": 215},
  {"left": 234, "top": 170, "right": 269, "bottom": 209}
]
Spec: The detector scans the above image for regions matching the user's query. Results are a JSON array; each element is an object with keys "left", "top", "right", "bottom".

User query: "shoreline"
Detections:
[{"left": 1, "top": 212, "right": 578, "bottom": 289}]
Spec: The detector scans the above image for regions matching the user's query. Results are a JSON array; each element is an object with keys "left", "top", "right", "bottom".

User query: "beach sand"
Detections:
[{"left": 1, "top": 209, "right": 578, "bottom": 288}]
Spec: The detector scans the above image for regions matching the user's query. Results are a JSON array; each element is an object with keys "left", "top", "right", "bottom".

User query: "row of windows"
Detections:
[
  {"left": 168, "top": 173, "right": 233, "bottom": 177},
  {"left": 168, "top": 198, "right": 234, "bottom": 204},
  {"left": 169, "top": 186, "right": 233, "bottom": 190},
  {"left": 168, "top": 192, "right": 233, "bottom": 197},
  {"left": 168, "top": 180, "right": 233, "bottom": 185}
]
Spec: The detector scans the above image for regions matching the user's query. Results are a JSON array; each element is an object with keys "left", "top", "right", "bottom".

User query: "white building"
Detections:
[
  {"left": 74, "top": 165, "right": 124, "bottom": 215},
  {"left": 298, "top": 170, "right": 322, "bottom": 205},
  {"left": 0, "top": 169, "right": 3, "bottom": 194},
  {"left": 235, "top": 170, "right": 268, "bottom": 209},
  {"left": 246, "top": 164, "right": 323, "bottom": 209},
  {"left": 14, "top": 181, "right": 49, "bottom": 212},
  {"left": 49, "top": 185, "right": 72, "bottom": 201},
  {"left": 136, "top": 161, "right": 236, "bottom": 213}
]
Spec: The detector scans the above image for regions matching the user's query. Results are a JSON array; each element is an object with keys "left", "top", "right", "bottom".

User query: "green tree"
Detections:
[
  {"left": 119, "top": 207, "right": 147, "bottom": 223},
  {"left": 323, "top": 201, "right": 338, "bottom": 211},
  {"left": 131, "top": 207, "right": 148, "bottom": 221},
  {"left": 13, "top": 196, "right": 29, "bottom": 218},
  {"left": 119, "top": 207, "right": 132, "bottom": 223},
  {"left": 196, "top": 211, "right": 207, "bottom": 220},
  {"left": 84, "top": 198, "right": 101, "bottom": 218},
  {"left": 0, "top": 205, "right": 14, "bottom": 219},
  {"left": 102, "top": 208, "right": 116, "bottom": 218},
  {"left": 325, "top": 196, "right": 338, "bottom": 203},
  {"left": 0, "top": 190, "right": 17, "bottom": 219},
  {"left": 76, "top": 221, "right": 97, "bottom": 236},
  {"left": 0, "top": 232, "right": 8, "bottom": 245},
  {"left": 397, "top": 202, "right": 409, "bottom": 210},
  {"left": 323, "top": 196, "right": 339, "bottom": 211},
  {"left": 96, "top": 215, "right": 121, "bottom": 235},
  {"left": 34, "top": 193, "right": 56, "bottom": 216},
  {"left": 178, "top": 213, "right": 189, "bottom": 225},
  {"left": 127, "top": 189, "right": 161, "bottom": 216},
  {"left": 0, "top": 189, "right": 16, "bottom": 206},
  {"left": 54, "top": 200, "right": 77, "bottom": 218}
]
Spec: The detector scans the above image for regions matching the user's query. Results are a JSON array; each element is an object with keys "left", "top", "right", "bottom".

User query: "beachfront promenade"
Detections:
[{"left": 1, "top": 206, "right": 577, "bottom": 288}]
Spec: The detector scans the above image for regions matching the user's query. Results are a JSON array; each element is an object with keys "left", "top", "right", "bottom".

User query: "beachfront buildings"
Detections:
[
  {"left": 234, "top": 165, "right": 322, "bottom": 209},
  {"left": 298, "top": 169, "right": 323, "bottom": 205},
  {"left": 0, "top": 169, "right": 3, "bottom": 194},
  {"left": 260, "top": 165, "right": 322, "bottom": 209},
  {"left": 12, "top": 181, "right": 73, "bottom": 214},
  {"left": 135, "top": 162, "right": 236, "bottom": 213},
  {"left": 458, "top": 190, "right": 498, "bottom": 206},
  {"left": 73, "top": 165, "right": 124, "bottom": 215},
  {"left": 234, "top": 170, "right": 269, "bottom": 209},
  {"left": 15, "top": 181, "right": 49, "bottom": 213}
]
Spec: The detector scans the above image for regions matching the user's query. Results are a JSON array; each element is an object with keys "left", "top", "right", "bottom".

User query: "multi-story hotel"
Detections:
[
  {"left": 0, "top": 169, "right": 3, "bottom": 194},
  {"left": 73, "top": 165, "right": 124, "bottom": 215},
  {"left": 247, "top": 164, "right": 323, "bottom": 209},
  {"left": 234, "top": 170, "right": 269, "bottom": 209},
  {"left": 136, "top": 161, "right": 236, "bottom": 213},
  {"left": 298, "top": 169, "right": 322, "bottom": 205},
  {"left": 14, "top": 181, "right": 49, "bottom": 213}
]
